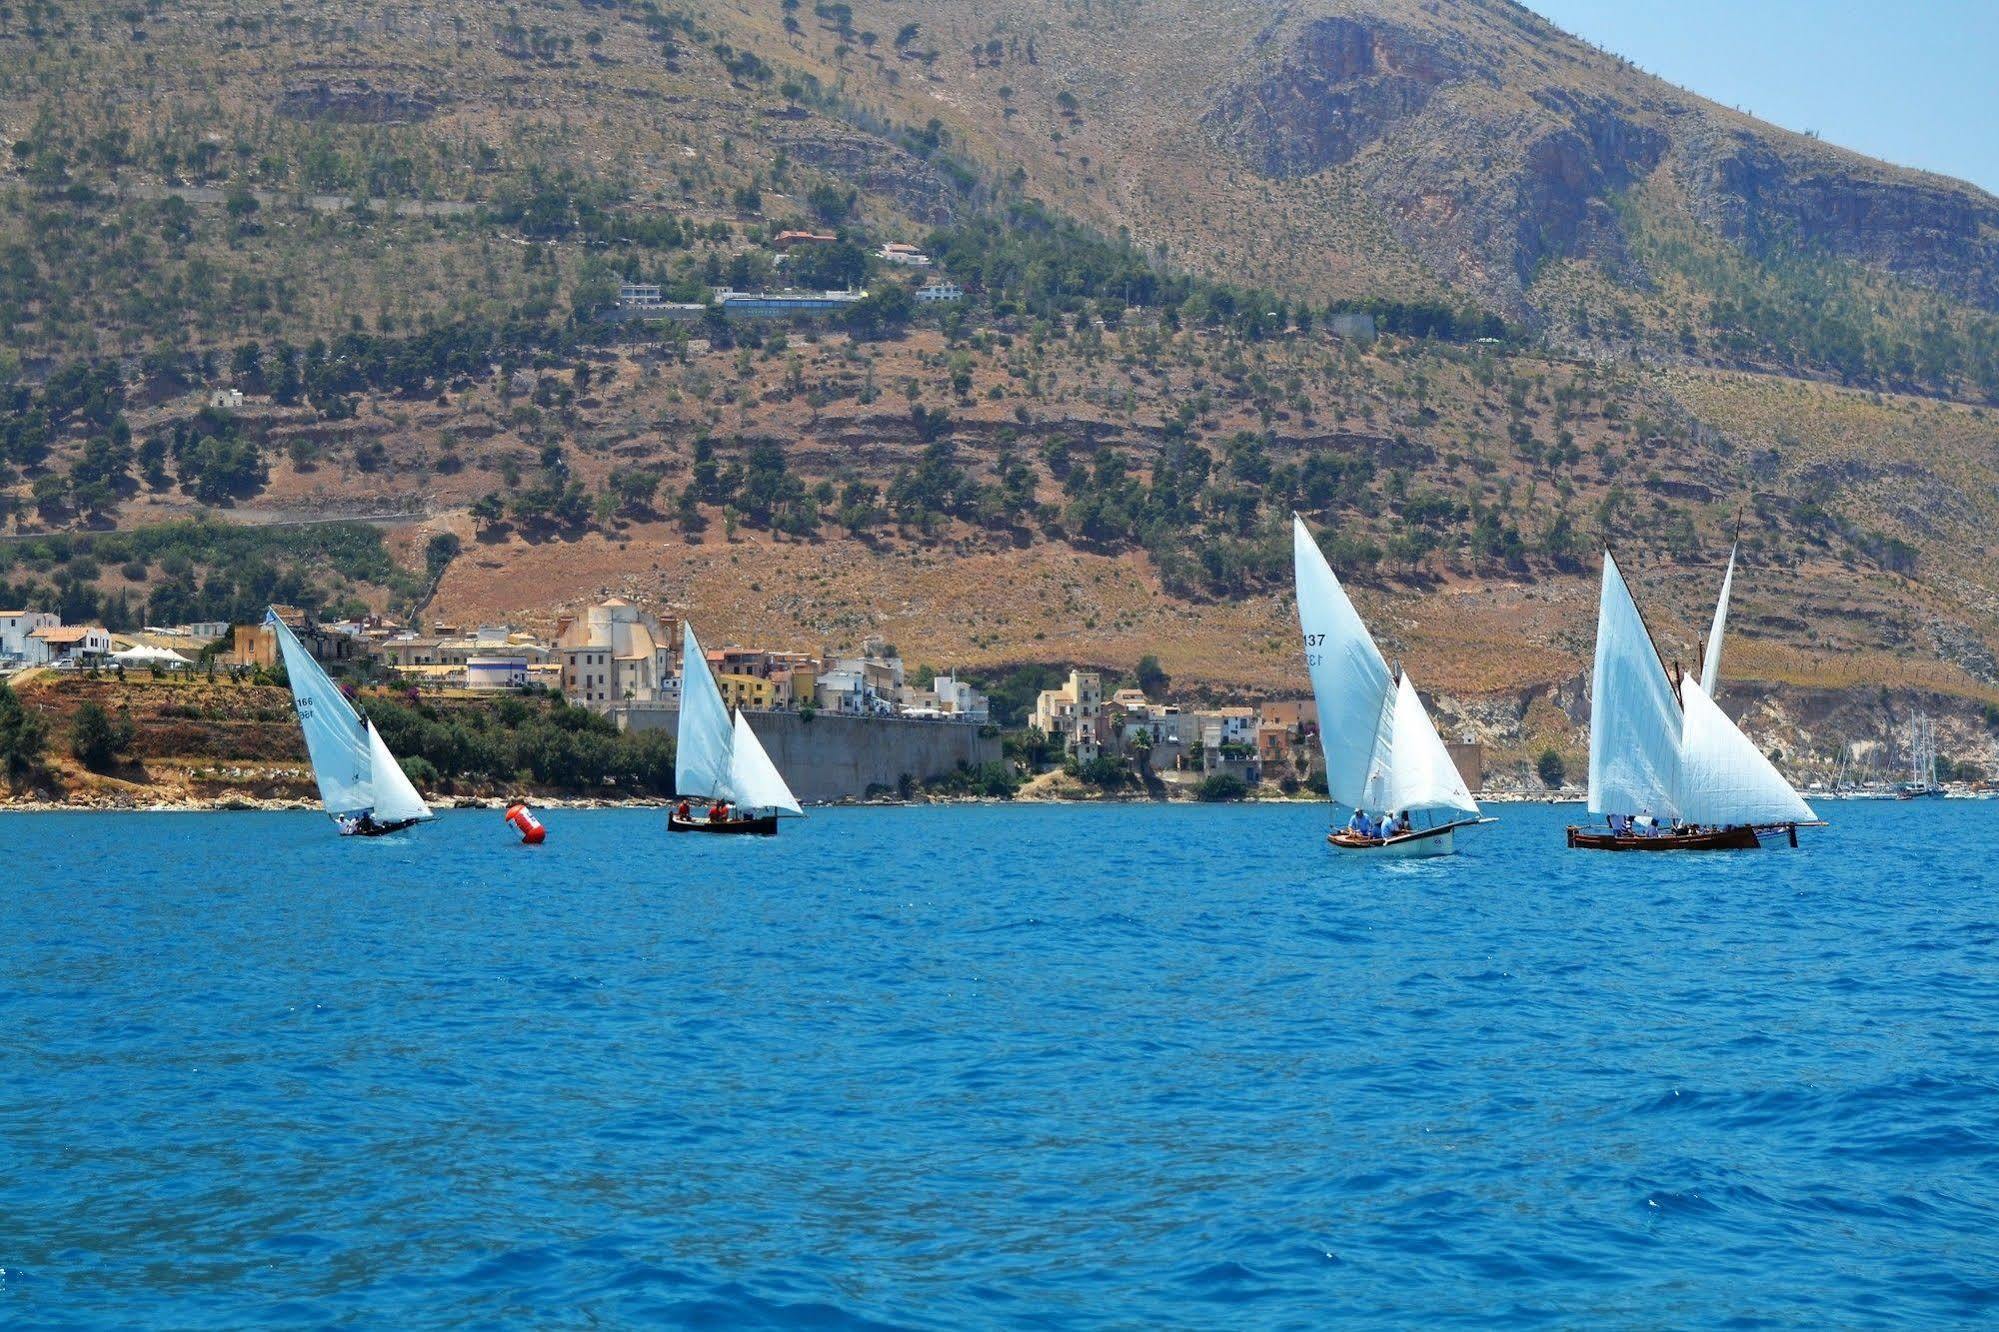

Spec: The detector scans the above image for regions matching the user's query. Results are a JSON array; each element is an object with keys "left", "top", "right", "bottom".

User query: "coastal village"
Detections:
[{"left": 0, "top": 595, "right": 1393, "bottom": 806}]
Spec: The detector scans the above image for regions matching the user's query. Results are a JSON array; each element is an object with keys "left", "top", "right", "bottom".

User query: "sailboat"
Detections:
[
  {"left": 1567, "top": 548, "right": 1820, "bottom": 850},
  {"left": 1292, "top": 515, "right": 1490, "bottom": 857},
  {"left": 668, "top": 621, "right": 803, "bottom": 835},
  {"left": 1896, "top": 711, "right": 1944, "bottom": 799},
  {"left": 267, "top": 609, "right": 431, "bottom": 837}
]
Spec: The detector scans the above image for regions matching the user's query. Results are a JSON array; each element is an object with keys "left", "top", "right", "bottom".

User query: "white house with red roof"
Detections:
[{"left": 29, "top": 623, "right": 112, "bottom": 665}]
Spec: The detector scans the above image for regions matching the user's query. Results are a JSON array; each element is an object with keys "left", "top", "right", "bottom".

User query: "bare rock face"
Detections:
[
  {"left": 1680, "top": 129, "right": 1999, "bottom": 311},
  {"left": 278, "top": 81, "right": 438, "bottom": 124},
  {"left": 1197, "top": 6, "right": 1996, "bottom": 321},
  {"left": 774, "top": 127, "right": 960, "bottom": 226},
  {"left": 1203, "top": 15, "right": 1668, "bottom": 316},
  {"left": 1202, "top": 17, "right": 1458, "bottom": 178},
  {"left": 1508, "top": 96, "right": 1668, "bottom": 286}
]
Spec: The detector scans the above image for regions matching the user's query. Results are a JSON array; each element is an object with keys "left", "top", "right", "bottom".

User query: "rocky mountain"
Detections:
[{"left": 2, "top": 0, "right": 1999, "bottom": 778}]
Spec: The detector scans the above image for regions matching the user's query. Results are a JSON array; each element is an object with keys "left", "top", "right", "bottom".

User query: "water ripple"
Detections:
[{"left": 4, "top": 802, "right": 1998, "bottom": 1326}]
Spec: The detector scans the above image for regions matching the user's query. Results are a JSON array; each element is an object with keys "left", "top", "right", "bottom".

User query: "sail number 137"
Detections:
[{"left": 1302, "top": 632, "right": 1324, "bottom": 666}]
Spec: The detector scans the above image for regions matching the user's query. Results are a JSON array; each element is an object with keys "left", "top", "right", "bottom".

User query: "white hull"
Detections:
[
  {"left": 1377, "top": 827, "right": 1455, "bottom": 858},
  {"left": 1330, "top": 821, "right": 1476, "bottom": 858}
]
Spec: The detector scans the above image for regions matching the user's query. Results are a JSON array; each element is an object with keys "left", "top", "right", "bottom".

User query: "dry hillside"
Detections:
[{"left": 2, "top": 0, "right": 1998, "bottom": 773}]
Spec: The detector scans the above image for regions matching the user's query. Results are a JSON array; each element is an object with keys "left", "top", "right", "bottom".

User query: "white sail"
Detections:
[
  {"left": 728, "top": 710, "right": 803, "bottom": 816},
  {"left": 270, "top": 612, "right": 374, "bottom": 818},
  {"left": 1382, "top": 673, "right": 1479, "bottom": 816},
  {"left": 675, "top": 621, "right": 735, "bottom": 801},
  {"left": 1701, "top": 544, "right": 1736, "bottom": 696},
  {"left": 1292, "top": 515, "right": 1395, "bottom": 810},
  {"left": 365, "top": 719, "right": 432, "bottom": 824},
  {"left": 1586, "top": 553, "right": 1683, "bottom": 819},
  {"left": 1678, "top": 677, "right": 1816, "bottom": 826}
]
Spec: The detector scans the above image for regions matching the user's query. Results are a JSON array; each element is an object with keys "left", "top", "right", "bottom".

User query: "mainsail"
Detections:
[
  {"left": 675, "top": 622, "right": 734, "bottom": 801},
  {"left": 270, "top": 612, "right": 373, "bottom": 818},
  {"left": 1700, "top": 544, "right": 1736, "bottom": 697},
  {"left": 1586, "top": 552, "right": 1684, "bottom": 819},
  {"left": 1292, "top": 515, "right": 1394, "bottom": 810},
  {"left": 1677, "top": 677, "right": 1816, "bottom": 826},
  {"left": 675, "top": 621, "right": 803, "bottom": 815}
]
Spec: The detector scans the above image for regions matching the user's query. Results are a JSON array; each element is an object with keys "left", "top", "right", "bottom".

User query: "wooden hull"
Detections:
[
  {"left": 1328, "top": 820, "right": 1470, "bottom": 859},
  {"left": 669, "top": 812, "right": 778, "bottom": 836},
  {"left": 1566, "top": 823, "right": 1799, "bottom": 851}
]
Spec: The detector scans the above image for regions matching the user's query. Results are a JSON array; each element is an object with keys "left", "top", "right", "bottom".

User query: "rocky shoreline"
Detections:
[{"left": 0, "top": 788, "right": 1590, "bottom": 813}]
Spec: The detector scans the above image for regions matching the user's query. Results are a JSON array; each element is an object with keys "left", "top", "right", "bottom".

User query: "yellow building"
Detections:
[{"left": 715, "top": 672, "right": 781, "bottom": 711}]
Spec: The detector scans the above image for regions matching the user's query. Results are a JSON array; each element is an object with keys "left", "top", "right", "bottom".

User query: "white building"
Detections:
[
  {"left": 916, "top": 282, "right": 963, "bottom": 303},
  {"left": 1195, "top": 706, "right": 1258, "bottom": 748},
  {"left": 555, "top": 598, "right": 676, "bottom": 711},
  {"left": 814, "top": 665, "right": 871, "bottom": 715},
  {"left": 209, "top": 388, "right": 244, "bottom": 409},
  {"left": 930, "top": 671, "right": 988, "bottom": 721},
  {"left": 29, "top": 624, "right": 112, "bottom": 664},
  {"left": 811, "top": 641, "right": 900, "bottom": 716},
  {"left": 0, "top": 610, "right": 60, "bottom": 664},
  {"left": 1033, "top": 669, "right": 1102, "bottom": 761},
  {"left": 879, "top": 243, "right": 932, "bottom": 267},
  {"left": 466, "top": 657, "right": 530, "bottom": 691}
]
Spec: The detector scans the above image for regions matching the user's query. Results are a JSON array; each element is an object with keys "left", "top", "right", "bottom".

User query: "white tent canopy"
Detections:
[{"left": 112, "top": 645, "right": 193, "bottom": 668}]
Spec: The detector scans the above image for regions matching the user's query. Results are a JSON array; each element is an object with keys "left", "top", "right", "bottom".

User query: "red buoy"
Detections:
[{"left": 503, "top": 801, "right": 547, "bottom": 844}]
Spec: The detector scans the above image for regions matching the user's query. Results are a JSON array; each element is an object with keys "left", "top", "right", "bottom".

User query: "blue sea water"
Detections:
[{"left": 4, "top": 800, "right": 1999, "bottom": 1327}]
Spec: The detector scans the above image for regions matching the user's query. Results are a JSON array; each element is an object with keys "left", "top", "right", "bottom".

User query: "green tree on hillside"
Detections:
[
  {"left": 0, "top": 681, "right": 46, "bottom": 782},
  {"left": 70, "top": 700, "right": 133, "bottom": 772}
]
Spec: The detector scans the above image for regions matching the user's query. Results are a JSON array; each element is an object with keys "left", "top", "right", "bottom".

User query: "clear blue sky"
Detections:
[{"left": 1523, "top": 1, "right": 1999, "bottom": 195}]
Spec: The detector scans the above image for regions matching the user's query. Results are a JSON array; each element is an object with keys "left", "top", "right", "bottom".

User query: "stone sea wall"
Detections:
[{"left": 612, "top": 705, "right": 1001, "bottom": 803}]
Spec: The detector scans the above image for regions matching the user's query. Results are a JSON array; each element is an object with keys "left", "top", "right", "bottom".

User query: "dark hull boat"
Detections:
[
  {"left": 1566, "top": 823, "right": 1801, "bottom": 852},
  {"left": 670, "top": 621, "right": 804, "bottom": 840},
  {"left": 669, "top": 812, "right": 779, "bottom": 836},
  {"left": 341, "top": 818, "right": 423, "bottom": 838},
  {"left": 1572, "top": 547, "right": 1818, "bottom": 853},
  {"left": 267, "top": 607, "right": 433, "bottom": 840}
]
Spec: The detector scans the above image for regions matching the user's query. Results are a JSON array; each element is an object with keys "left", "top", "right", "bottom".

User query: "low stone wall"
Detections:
[{"left": 612, "top": 705, "right": 1001, "bottom": 802}]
